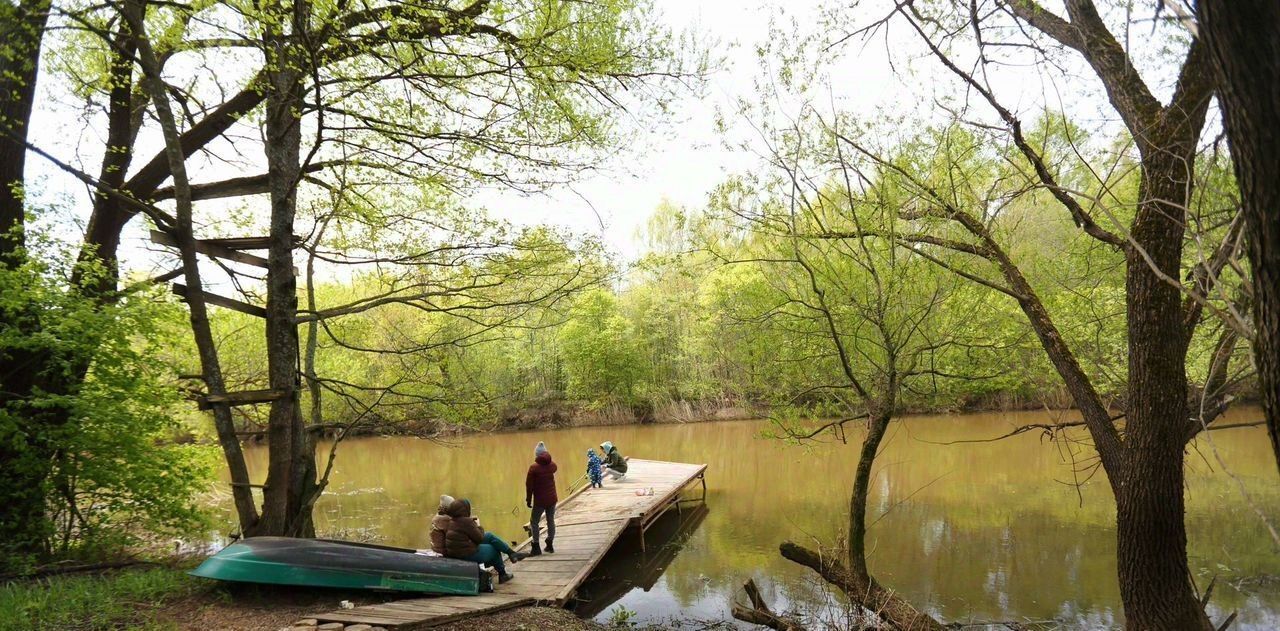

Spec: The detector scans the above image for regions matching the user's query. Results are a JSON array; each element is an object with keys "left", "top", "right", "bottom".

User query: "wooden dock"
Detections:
[{"left": 304, "top": 458, "right": 708, "bottom": 629}]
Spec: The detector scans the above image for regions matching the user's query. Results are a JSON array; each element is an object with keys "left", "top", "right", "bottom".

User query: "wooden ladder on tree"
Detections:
[{"left": 151, "top": 229, "right": 299, "bottom": 411}]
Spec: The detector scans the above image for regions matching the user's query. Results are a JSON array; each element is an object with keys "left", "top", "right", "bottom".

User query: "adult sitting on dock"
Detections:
[
  {"left": 428, "top": 494, "right": 455, "bottom": 554},
  {"left": 442, "top": 498, "right": 526, "bottom": 583},
  {"left": 600, "top": 441, "right": 627, "bottom": 481}
]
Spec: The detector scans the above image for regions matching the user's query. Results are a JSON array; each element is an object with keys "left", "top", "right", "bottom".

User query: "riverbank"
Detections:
[
  {"left": 211, "top": 378, "right": 1210, "bottom": 445},
  {"left": 1, "top": 563, "right": 691, "bottom": 630},
  {"left": 345, "top": 390, "right": 1093, "bottom": 440},
  {"left": 441, "top": 399, "right": 768, "bottom": 435}
]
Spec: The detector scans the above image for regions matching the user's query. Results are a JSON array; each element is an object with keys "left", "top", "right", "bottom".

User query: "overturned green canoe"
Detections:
[{"left": 191, "top": 537, "right": 482, "bottom": 595}]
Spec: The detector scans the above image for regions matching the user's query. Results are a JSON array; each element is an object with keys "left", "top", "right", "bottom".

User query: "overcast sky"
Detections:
[
  {"left": 471, "top": 0, "right": 915, "bottom": 262},
  {"left": 26, "top": 0, "right": 927, "bottom": 273},
  {"left": 467, "top": 0, "right": 1185, "bottom": 263},
  {"left": 25, "top": 0, "right": 1194, "bottom": 280}
]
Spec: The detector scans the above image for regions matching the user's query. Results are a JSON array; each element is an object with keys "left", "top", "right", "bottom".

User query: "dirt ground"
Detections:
[
  {"left": 156, "top": 583, "right": 396, "bottom": 630},
  {"left": 435, "top": 607, "right": 610, "bottom": 630},
  {"left": 155, "top": 582, "right": 615, "bottom": 631}
]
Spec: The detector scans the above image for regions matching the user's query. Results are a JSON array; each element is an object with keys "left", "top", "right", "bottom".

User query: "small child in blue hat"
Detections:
[{"left": 586, "top": 448, "right": 604, "bottom": 488}]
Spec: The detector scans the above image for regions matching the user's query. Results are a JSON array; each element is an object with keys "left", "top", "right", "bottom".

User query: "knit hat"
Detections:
[
  {"left": 438, "top": 494, "right": 454, "bottom": 511},
  {"left": 535, "top": 441, "right": 548, "bottom": 457},
  {"left": 601, "top": 441, "right": 613, "bottom": 453}
]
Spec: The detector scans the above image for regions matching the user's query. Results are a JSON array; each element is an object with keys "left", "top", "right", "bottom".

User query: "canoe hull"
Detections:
[{"left": 191, "top": 537, "right": 481, "bottom": 595}]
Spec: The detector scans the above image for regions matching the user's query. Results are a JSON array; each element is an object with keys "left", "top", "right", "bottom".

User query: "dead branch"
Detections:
[
  {"left": 920, "top": 420, "right": 1088, "bottom": 445},
  {"left": 779, "top": 541, "right": 945, "bottom": 631},
  {"left": 775, "top": 414, "right": 870, "bottom": 442},
  {"left": 0, "top": 559, "right": 153, "bottom": 581},
  {"left": 730, "top": 578, "right": 805, "bottom": 631},
  {"left": 1216, "top": 611, "right": 1238, "bottom": 631}
]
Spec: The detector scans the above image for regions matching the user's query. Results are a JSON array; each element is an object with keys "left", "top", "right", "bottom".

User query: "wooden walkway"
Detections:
[{"left": 306, "top": 458, "right": 708, "bottom": 629}]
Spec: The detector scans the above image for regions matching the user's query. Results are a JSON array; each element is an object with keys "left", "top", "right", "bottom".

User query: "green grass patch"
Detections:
[{"left": 0, "top": 565, "right": 200, "bottom": 631}]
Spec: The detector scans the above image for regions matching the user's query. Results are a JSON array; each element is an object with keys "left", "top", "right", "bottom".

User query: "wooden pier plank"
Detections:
[{"left": 308, "top": 458, "right": 707, "bottom": 629}]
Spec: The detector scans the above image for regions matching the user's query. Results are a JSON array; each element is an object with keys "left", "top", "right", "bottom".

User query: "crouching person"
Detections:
[{"left": 600, "top": 441, "right": 627, "bottom": 481}]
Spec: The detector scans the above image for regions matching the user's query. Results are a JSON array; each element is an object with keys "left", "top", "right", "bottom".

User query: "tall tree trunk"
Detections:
[
  {"left": 0, "top": 0, "right": 56, "bottom": 567},
  {"left": 945, "top": 7, "right": 1216, "bottom": 626},
  {"left": 70, "top": 11, "right": 144, "bottom": 298},
  {"left": 847, "top": 411, "right": 890, "bottom": 579},
  {"left": 0, "top": 0, "right": 49, "bottom": 263},
  {"left": 76, "top": 85, "right": 268, "bottom": 298},
  {"left": 122, "top": 0, "right": 261, "bottom": 534},
  {"left": 1115, "top": 146, "right": 1209, "bottom": 629},
  {"left": 66, "top": 12, "right": 265, "bottom": 537},
  {"left": 1197, "top": 0, "right": 1280, "bottom": 478},
  {"left": 251, "top": 0, "right": 318, "bottom": 537},
  {"left": 838, "top": 407, "right": 944, "bottom": 630}
]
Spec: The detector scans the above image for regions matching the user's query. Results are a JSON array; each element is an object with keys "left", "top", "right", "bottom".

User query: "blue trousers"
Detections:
[
  {"left": 463, "top": 533, "right": 515, "bottom": 575},
  {"left": 482, "top": 532, "right": 516, "bottom": 555}
]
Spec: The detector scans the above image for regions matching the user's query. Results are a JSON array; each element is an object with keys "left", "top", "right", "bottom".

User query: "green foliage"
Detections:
[
  {"left": 0, "top": 232, "right": 212, "bottom": 563},
  {"left": 0, "top": 566, "right": 198, "bottom": 631},
  {"left": 51, "top": 339, "right": 216, "bottom": 555},
  {"left": 189, "top": 208, "right": 617, "bottom": 429},
  {"left": 559, "top": 289, "right": 648, "bottom": 406},
  {"left": 182, "top": 109, "right": 1245, "bottom": 436},
  {"left": 607, "top": 604, "right": 638, "bottom": 628}
]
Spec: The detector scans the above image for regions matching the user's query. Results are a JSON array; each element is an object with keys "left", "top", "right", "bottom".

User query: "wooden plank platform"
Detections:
[{"left": 308, "top": 458, "right": 708, "bottom": 629}]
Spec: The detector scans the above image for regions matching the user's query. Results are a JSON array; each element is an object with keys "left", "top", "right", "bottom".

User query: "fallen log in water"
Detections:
[
  {"left": 730, "top": 578, "right": 804, "bottom": 631},
  {"left": 780, "top": 541, "right": 946, "bottom": 631}
]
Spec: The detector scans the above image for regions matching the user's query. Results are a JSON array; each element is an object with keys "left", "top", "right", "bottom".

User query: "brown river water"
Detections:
[{"left": 220, "top": 408, "right": 1280, "bottom": 629}]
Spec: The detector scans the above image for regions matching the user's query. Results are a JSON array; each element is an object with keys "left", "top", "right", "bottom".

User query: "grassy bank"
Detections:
[
  {"left": 0, "top": 563, "right": 402, "bottom": 630},
  {"left": 0, "top": 565, "right": 199, "bottom": 631},
  {"left": 1, "top": 563, "right": 685, "bottom": 630}
]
